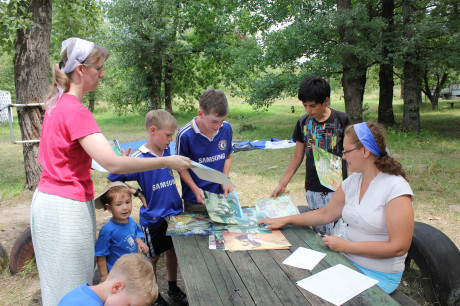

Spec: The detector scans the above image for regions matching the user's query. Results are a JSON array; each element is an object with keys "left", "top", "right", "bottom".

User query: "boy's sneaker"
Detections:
[
  {"left": 152, "top": 293, "right": 170, "bottom": 306},
  {"left": 167, "top": 287, "right": 188, "bottom": 305}
]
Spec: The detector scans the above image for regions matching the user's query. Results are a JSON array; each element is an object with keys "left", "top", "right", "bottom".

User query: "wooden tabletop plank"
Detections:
[
  {"left": 248, "top": 249, "right": 320, "bottom": 305},
  {"left": 266, "top": 248, "right": 334, "bottom": 305},
  {"left": 195, "top": 235, "right": 255, "bottom": 306},
  {"left": 173, "top": 225, "right": 400, "bottom": 306},
  {"left": 288, "top": 226, "right": 400, "bottom": 306},
  {"left": 227, "top": 250, "right": 284, "bottom": 305},
  {"left": 173, "top": 235, "right": 225, "bottom": 306}
]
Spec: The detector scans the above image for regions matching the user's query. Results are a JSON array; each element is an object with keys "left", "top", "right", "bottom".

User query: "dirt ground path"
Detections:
[{"left": 0, "top": 192, "right": 185, "bottom": 305}]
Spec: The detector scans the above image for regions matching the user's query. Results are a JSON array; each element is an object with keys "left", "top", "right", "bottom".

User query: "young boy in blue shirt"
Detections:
[
  {"left": 94, "top": 182, "right": 149, "bottom": 283},
  {"left": 59, "top": 253, "right": 157, "bottom": 305},
  {"left": 108, "top": 109, "right": 188, "bottom": 306},
  {"left": 176, "top": 88, "right": 233, "bottom": 213}
]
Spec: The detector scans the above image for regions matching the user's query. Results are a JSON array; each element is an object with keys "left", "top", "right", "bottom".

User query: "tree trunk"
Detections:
[
  {"left": 149, "top": 56, "right": 163, "bottom": 110},
  {"left": 423, "top": 72, "right": 448, "bottom": 110},
  {"left": 88, "top": 91, "right": 95, "bottom": 112},
  {"left": 338, "top": 0, "right": 367, "bottom": 123},
  {"left": 400, "top": 79, "right": 404, "bottom": 99},
  {"left": 164, "top": 56, "right": 173, "bottom": 113},
  {"left": 14, "top": 0, "right": 52, "bottom": 190},
  {"left": 378, "top": 0, "right": 396, "bottom": 126},
  {"left": 402, "top": 0, "right": 421, "bottom": 132}
]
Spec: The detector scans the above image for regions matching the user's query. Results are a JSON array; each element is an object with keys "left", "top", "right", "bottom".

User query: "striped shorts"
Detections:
[{"left": 30, "top": 189, "right": 96, "bottom": 306}]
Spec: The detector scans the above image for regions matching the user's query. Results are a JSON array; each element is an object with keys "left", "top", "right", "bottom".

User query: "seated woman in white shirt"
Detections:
[{"left": 258, "top": 121, "right": 414, "bottom": 294}]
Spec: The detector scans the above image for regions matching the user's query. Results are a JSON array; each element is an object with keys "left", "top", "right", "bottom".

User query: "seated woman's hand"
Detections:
[
  {"left": 257, "top": 217, "right": 286, "bottom": 229},
  {"left": 322, "top": 235, "right": 348, "bottom": 252}
]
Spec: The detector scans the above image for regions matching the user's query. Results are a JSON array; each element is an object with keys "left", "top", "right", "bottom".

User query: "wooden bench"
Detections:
[
  {"left": 446, "top": 101, "right": 460, "bottom": 108},
  {"left": 172, "top": 225, "right": 408, "bottom": 305}
]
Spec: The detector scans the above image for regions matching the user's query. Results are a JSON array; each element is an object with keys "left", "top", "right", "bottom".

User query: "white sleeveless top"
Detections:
[{"left": 341, "top": 172, "right": 413, "bottom": 273}]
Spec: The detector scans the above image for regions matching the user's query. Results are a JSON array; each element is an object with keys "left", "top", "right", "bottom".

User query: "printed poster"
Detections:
[
  {"left": 312, "top": 145, "right": 343, "bottom": 191},
  {"left": 255, "top": 192, "right": 300, "bottom": 220},
  {"left": 222, "top": 230, "right": 291, "bottom": 251},
  {"left": 204, "top": 191, "right": 245, "bottom": 224},
  {"left": 166, "top": 213, "right": 214, "bottom": 236}
]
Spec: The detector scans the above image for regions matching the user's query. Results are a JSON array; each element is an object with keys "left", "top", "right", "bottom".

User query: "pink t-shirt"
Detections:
[{"left": 37, "top": 94, "right": 101, "bottom": 201}]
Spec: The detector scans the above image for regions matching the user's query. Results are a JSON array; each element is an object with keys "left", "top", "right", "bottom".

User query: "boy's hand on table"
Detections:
[
  {"left": 192, "top": 187, "right": 205, "bottom": 205},
  {"left": 270, "top": 184, "right": 286, "bottom": 198},
  {"left": 221, "top": 185, "right": 234, "bottom": 197}
]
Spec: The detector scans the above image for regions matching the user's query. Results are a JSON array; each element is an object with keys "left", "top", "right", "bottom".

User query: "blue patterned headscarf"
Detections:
[{"left": 353, "top": 122, "right": 381, "bottom": 157}]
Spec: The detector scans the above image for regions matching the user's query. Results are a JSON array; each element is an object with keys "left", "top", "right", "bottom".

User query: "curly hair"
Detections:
[{"left": 345, "top": 122, "right": 408, "bottom": 181}]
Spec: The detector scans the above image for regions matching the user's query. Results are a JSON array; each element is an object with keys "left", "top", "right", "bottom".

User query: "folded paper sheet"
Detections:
[
  {"left": 190, "top": 161, "right": 235, "bottom": 187},
  {"left": 282, "top": 247, "right": 326, "bottom": 270},
  {"left": 296, "top": 264, "right": 379, "bottom": 305}
]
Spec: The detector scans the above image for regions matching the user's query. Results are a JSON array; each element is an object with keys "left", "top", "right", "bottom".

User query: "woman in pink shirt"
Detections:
[{"left": 31, "top": 38, "right": 191, "bottom": 306}]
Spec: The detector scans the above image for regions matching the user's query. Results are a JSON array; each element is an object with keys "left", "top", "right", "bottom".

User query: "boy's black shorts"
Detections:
[{"left": 141, "top": 219, "right": 173, "bottom": 257}]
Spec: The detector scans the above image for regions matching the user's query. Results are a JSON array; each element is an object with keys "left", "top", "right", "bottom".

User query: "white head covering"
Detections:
[
  {"left": 46, "top": 38, "right": 95, "bottom": 113},
  {"left": 60, "top": 37, "right": 95, "bottom": 74}
]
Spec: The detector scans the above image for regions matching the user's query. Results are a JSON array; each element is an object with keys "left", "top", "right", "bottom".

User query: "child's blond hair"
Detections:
[
  {"left": 145, "top": 109, "right": 178, "bottom": 131},
  {"left": 107, "top": 253, "right": 158, "bottom": 303}
]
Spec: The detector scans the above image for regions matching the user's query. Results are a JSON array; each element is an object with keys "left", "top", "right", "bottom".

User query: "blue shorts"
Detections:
[
  {"left": 141, "top": 219, "right": 173, "bottom": 257},
  {"left": 351, "top": 261, "right": 403, "bottom": 294},
  {"left": 305, "top": 190, "right": 334, "bottom": 235}
]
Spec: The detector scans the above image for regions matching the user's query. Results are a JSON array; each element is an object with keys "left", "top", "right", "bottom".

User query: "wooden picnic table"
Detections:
[{"left": 172, "top": 225, "right": 400, "bottom": 306}]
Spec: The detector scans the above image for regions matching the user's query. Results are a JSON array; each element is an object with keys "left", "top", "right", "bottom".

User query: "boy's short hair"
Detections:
[
  {"left": 199, "top": 88, "right": 229, "bottom": 117},
  {"left": 108, "top": 253, "right": 158, "bottom": 304},
  {"left": 95, "top": 181, "right": 131, "bottom": 209},
  {"left": 298, "top": 76, "right": 331, "bottom": 104},
  {"left": 145, "top": 109, "right": 178, "bottom": 131}
]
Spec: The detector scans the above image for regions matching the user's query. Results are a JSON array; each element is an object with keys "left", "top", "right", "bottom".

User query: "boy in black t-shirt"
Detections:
[{"left": 271, "top": 76, "right": 351, "bottom": 235}]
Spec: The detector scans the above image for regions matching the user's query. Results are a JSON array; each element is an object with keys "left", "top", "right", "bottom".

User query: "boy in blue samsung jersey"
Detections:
[
  {"left": 176, "top": 88, "right": 233, "bottom": 213},
  {"left": 108, "top": 109, "right": 188, "bottom": 306},
  {"left": 94, "top": 182, "right": 149, "bottom": 283}
]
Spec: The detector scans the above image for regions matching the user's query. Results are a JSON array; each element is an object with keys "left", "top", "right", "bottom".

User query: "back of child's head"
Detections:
[
  {"left": 107, "top": 253, "right": 158, "bottom": 303},
  {"left": 145, "top": 109, "right": 178, "bottom": 131},
  {"left": 298, "top": 76, "right": 330, "bottom": 104},
  {"left": 199, "top": 88, "right": 229, "bottom": 116},
  {"left": 103, "top": 185, "right": 131, "bottom": 206}
]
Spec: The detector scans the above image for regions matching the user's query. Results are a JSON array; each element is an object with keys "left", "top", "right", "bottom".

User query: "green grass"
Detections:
[{"left": 1, "top": 91, "right": 459, "bottom": 305}]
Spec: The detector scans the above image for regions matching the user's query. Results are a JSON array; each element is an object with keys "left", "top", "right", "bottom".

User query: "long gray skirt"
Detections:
[{"left": 30, "top": 189, "right": 96, "bottom": 306}]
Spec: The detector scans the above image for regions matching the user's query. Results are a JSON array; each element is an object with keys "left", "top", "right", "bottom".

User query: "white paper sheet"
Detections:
[
  {"left": 296, "top": 264, "right": 379, "bottom": 305},
  {"left": 190, "top": 161, "right": 235, "bottom": 187},
  {"left": 282, "top": 247, "right": 326, "bottom": 270}
]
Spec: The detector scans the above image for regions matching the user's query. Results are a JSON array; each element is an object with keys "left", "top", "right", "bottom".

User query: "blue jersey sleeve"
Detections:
[
  {"left": 107, "top": 172, "right": 139, "bottom": 183},
  {"left": 176, "top": 132, "right": 190, "bottom": 158}
]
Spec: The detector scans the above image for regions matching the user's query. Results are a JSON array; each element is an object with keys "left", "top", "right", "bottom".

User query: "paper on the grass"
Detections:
[
  {"left": 282, "top": 247, "right": 326, "bottom": 270},
  {"left": 190, "top": 161, "right": 235, "bottom": 187},
  {"left": 296, "top": 264, "right": 379, "bottom": 305}
]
